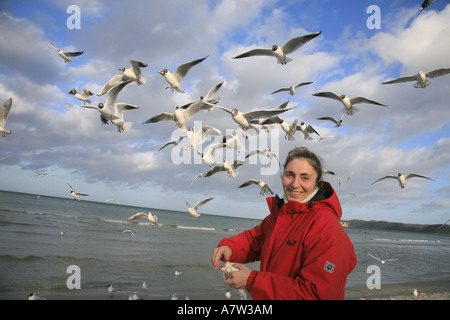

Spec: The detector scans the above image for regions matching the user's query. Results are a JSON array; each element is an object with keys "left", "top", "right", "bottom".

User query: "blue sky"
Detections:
[{"left": 0, "top": 0, "right": 449, "bottom": 224}]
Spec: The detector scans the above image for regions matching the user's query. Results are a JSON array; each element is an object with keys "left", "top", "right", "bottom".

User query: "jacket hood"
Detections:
[{"left": 267, "top": 181, "right": 342, "bottom": 220}]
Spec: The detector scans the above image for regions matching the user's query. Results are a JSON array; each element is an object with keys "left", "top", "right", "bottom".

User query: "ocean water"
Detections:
[{"left": 0, "top": 190, "right": 449, "bottom": 300}]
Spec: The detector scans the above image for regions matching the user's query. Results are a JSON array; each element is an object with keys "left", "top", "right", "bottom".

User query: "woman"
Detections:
[{"left": 211, "top": 147, "right": 357, "bottom": 300}]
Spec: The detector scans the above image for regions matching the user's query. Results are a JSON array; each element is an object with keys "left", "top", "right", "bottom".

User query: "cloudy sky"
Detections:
[{"left": 0, "top": 0, "right": 449, "bottom": 224}]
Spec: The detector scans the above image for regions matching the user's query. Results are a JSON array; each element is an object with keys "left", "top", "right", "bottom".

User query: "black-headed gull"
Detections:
[
  {"left": 270, "top": 81, "right": 313, "bottom": 95},
  {"left": 68, "top": 88, "right": 94, "bottom": 104},
  {"left": 182, "top": 81, "right": 224, "bottom": 108},
  {"left": 239, "top": 179, "right": 273, "bottom": 196},
  {"left": 185, "top": 197, "right": 214, "bottom": 219},
  {"left": 297, "top": 122, "right": 320, "bottom": 140},
  {"left": 186, "top": 125, "right": 222, "bottom": 150},
  {"left": 35, "top": 169, "right": 51, "bottom": 178},
  {"left": 197, "top": 142, "right": 226, "bottom": 167},
  {"left": 211, "top": 102, "right": 293, "bottom": 138},
  {"left": 158, "top": 136, "right": 185, "bottom": 151},
  {"left": 245, "top": 148, "right": 280, "bottom": 169},
  {"left": 159, "top": 56, "right": 208, "bottom": 93},
  {"left": 372, "top": 172, "right": 434, "bottom": 188},
  {"left": 49, "top": 42, "right": 83, "bottom": 64},
  {"left": 381, "top": 68, "right": 450, "bottom": 88},
  {"left": 420, "top": 0, "right": 435, "bottom": 11},
  {"left": 127, "top": 211, "right": 159, "bottom": 225},
  {"left": 313, "top": 91, "right": 386, "bottom": 116},
  {"left": 317, "top": 114, "right": 344, "bottom": 127},
  {"left": 144, "top": 104, "right": 207, "bottom": 131},
  {"left": 119, "top": 60, "right": 148, "bottom": 85},
  {"left": 368, "top": 253, "right": 398, "bottom": 265},
  {"left": 67, "top": 183, "right": 88, "bottom": 201},
  {"left": 97, "top": 75, "right": 131, "bottom": 96},
  {"left": 108, "top": 284, "right": 121, "bottom": 297},
  {"left": 233, "top": 31, "right": 321, "bottom": 65},
  {"left": 142, "top": 281, "right": 151, "bottom": 289},
  {"left": 191, "top": 160, "right": 244, "bottom": 184},
  {"left": 28, "top": 292, "right": 47, "bottom": 300},
  {"left": 0, "top": 97, "right": 13, "bottom": 137}
]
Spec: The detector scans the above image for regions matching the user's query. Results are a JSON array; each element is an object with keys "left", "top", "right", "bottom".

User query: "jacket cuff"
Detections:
[{"left": 246, "top": 270, "right": 258, "bottom": 291}]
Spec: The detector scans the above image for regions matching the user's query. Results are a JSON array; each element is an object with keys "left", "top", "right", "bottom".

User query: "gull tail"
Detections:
[
  {"left": 138, "top": 76, "right": 147, "bottom": 85},
  {"left": 414, "top": 80, "right": 431, "bottom": 88},
  {"left": 121, "top": 122, "right": 132, "bottom": 132}
]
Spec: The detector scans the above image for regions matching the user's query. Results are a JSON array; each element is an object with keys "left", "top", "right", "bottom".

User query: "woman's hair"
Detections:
[{"left": 283, "top": 146, "right": 323, "bottom": 186}]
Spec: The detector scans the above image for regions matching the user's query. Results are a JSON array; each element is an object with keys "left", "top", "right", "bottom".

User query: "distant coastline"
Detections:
[{"left": 341, "top": 219, "right": 450, "bottom": 235}]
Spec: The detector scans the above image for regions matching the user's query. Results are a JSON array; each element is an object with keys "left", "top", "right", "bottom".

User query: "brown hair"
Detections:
[{"left": 283, "top": 147, "right": 323, "bottom": 186}]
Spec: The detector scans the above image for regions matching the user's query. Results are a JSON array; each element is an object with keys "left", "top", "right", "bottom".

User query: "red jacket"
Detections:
[{"left": 218, "top": 182, "right": 356, "bottom": 300}]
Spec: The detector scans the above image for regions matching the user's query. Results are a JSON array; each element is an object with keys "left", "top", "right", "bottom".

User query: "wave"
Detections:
[
  {"left": 98, "top": 218, "right": 128, "bottom": 224},
  {"left": 176, "top": 225, "right": 215, "bottom": 231},
  {"left": 372, "top": 238, "right": 441, "bottom": 243}
]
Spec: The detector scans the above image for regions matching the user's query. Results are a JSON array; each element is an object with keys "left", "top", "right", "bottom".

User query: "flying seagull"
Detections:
[
  {"left": 191, "top": 160, "right": 244, "bottom": 184},
  {"left": 119, "top": 60, "right": 148, "bottom": 85},
  {"left": 158, "top": 136, "right": 185, "bottom": 151},
  {"left": 297, "top": 122, "right": 320, "bottom": 140},
  {"left": 381, "top": 68, "right": 450, "bottom": 88},
  {"left": 68, "top": 88, "right": 94, "bottom": 104},
  {"left": 239, "top": 179, "right": 273, "bottom": 196},
  {"left": 368, "top": 253, "right": 398, "bottom": 265},
  {"left": 313, "top": 91, "right": 386, "bottom": 116},
  {"left": 372, "top": 172, "right": 435, "bottom": 188},
  {"left": 270, "top": 81, "right": 313, "bottom": 95},
  {"left": 49, "top": 42, "right": 84, "bottom": 64},
  {"left": 159, "top": 56, "right": 208, "bottom": 93},
  {"left": 127, "top": 211, "right": 159, "bottom": 225},
  {"left": 317, "top": 114, "right": 344, "bottom": 127},
  {"left": 185, "top": 197, "right": 214, "bottom": 219},
  {"left": 0, "top": 97, "right": 13, "bottom": 137},
  {"left": 144, "top": 104, "right": 207, "bottom": 131},
  {"left": 246, "top": 148, "right": 281, "bottom": 169},
  {"left": 233, "top": 31, "right": 321, "bottom": 65},
  {"left": 67, "top": 183, "right": 88, "bottom": 201}
]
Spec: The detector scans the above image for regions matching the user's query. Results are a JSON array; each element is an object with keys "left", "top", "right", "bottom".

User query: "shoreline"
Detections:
[{"left": 3, "top": 279, "right": 449, "bottom": 300}]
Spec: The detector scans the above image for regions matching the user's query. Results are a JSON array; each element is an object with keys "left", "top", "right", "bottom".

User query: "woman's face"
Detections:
[{"left": 283, "top": 158, "right": 318, "bottom": 203}]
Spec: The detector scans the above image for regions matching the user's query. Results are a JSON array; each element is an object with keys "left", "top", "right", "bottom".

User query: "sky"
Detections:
[{"left": 0, "top": 0, "right": 449, "bottom": 224}]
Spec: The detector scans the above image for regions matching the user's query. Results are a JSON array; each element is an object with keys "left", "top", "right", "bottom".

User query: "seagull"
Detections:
[
  {"left": 68, "top": 88, "right": 94, "bottom": 104},
  {"left": 196, "top": 142, "right": 226, "bottom": 167},
  {"left": 412, "top": 288, "right": 419, "bottom": 298},
  {"left": 121, "top": 229, "right": 135, "bottom": 237},
  {"left": 35, "top": 170, "right": 51, "bottom": 178},
  {"left": 143, "top": 104, "right": 206, "bottom": 131},
  {"left": 368, "top": 253, "right": 398, "bottom": 265},
  {"left": 158, "top": 136, "right": 185, "bottom": 151},
  {"left": 185, "top": 197, "right": 214, "bottom": 219},
  {"left": 381, "top": 68, "right": 450, "bottom": 88},
  {"left": 245, "top": 148, "right": 280, "bottom": 169},
  {"left": 108, "top": 284, "right": 121, "bottom": 297},
  {"left": 67, "top": 80, "right": 137, "bottom": 132},
  {"left": 225, "top": 290, "right": 232, "bottom": 299},
  {"left": 420, "top": 0, "right": 435, "bottom": 11},
  {"left": 191, "top": 160, "right": 244, "bottom": 184},
  {"left": 142, "top": 281, "right": 151, "bottom": 289},
  {"left": 372, "top": 172, "right": 434, "bottom": 188},
  {"left": 119, "top": 60, "right": 148, "bottom": 85},
  {"left": 297, "top": 122, "right": 320, "bottom": 140},
  {"left": 259, "top": 117, "right": 298, "bottom": 140},
  {"left": 180, "top": 81, "right": 224, "bottom": 111},
  {"left": 186, "top": 125, "right": 222, "bottom": 150},
  {"left": 313, "top": 91, "right": 386, "bottom": 116},
  {"left": 159, "top": 56, "right": 208, "bottom": 93},
  {"left": 211, "top": 102, "right": 293, "bottom": 138},
  {"left": 314, "top": 135, "right": 336, "bottom": 142},
  {"left": 0, "top": 97, "right": 13, "bottom": 137},
  {"left": 317, "top": 114, "right": 344, "bottom": 127},
  {"left": 239, "top": 179, "right": 273, "bottom": 196},
  {"left": 233, "top": 31, "right": 321, "bottom": 65},
  {"left": 67, "top": 183, "right": 88, "bottom": 201},
  {"left": 49, "top": 43, "right": 84, "bottom": 64},
  {"left": 174, "top": 271, "right": 182, "bottom": 276},
  {"left": 28, "top": 293, "right": 47, "bottom": 300},
  {"left": 129, "top": 292, "right": 143, "bottom": 300},
  {"left": 97, "top": 74, "right": 132, "bottom": 96},
  {"left": 222, "top": 131, "right": 247, "bottom": 154},
  {"left": 127, "top": 211, "right": 159, "bottom": 225},
  {"left": 270, "top": 81, "right": 313, "bottom": 95}
]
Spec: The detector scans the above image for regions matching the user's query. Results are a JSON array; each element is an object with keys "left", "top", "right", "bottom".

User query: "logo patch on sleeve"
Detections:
[{"left": 324, "top": 261, "right": 335, "bottom": 274}]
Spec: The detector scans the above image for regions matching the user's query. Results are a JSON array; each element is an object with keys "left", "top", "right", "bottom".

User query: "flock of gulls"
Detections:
[{"left": 16, "top": 0, "right": 445, "bottom": 301}]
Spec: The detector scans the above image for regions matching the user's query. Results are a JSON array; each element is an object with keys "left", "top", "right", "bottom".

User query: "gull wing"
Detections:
[
  {"left": 239, "top": 179, "right": 259, "bottom": 188},
  {"left": 426, "top": 68, "right": 450, "bottom": 79},
  {"left": 194, "top": 197, "right": 214, "bottom": 211},
  {"left": 294, "top": 81, "right": 313, "bottom": 89},
  {"left": 312, "top": 91, "right": 342, "bottom": 101},
  {"left": 317, "top": 116, "right": 339, "bottom": 125},
  {"left": 243, "top": 107, "right": 293, "bottom": 121},
  {"left": 66, "top": 103, "right": 99, "bottom": 110},
  {"left": 270, "top": 87, "right": 289, "bottom": 95},
  {"left": 350, "top": 97, "right": 386, "bottom": 106},
  {"left": 104, "top": 80, "right": 133, "bottom": 112},
  {"left": 114, "top": 103, "right": 139, "bottom": 119},
  {"left": 381, "top": 75, "right": 417, "bottom": 84},
  {"left": 0, "top": 98, "right": 12, "bottom": 127},
  {"left": 173, "top": 56, "right": 208, "bottom": 83},
  {"left": 233, "top": 48, "right": 274, "bottom": 59},
  {"left": 281, "top": 31, "right": 321, "bottom": 54},
  {"left": 81, "top": 88, "right": 94, "bottom": 96},
  {"left": 130, "top": 60, "right": 148, "bottom": 75},
  {"left": 404, "top": 173, "right": 434, "bottom": 181},
  {"left": 371, "top": 175, "right": 397, "bottom": 184},
  {"left": 128, "top": 212, "right": 148, "bottom": 221},
  {"left": 143, "top": 112, "right": 175, "bottom": 124},
  {"left": 212, "top": 103, "right": 233, "bottom": 114},
  {"left": 98, "top": 75, "right": 130, "bottom": 96},
  {"left": 203, "top": 81, "right": 224, "bottom": 101},
  {"left": 64, "top": 50, "right": 84, "bottom": 57}
]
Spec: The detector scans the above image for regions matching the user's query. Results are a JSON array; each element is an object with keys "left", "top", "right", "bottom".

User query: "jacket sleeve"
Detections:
[
  {"left": 246, "top": 211, "right": 355, "bottom": 300},
  {"left": 218, "top": 215, "right": 272, "bottom": 263}
]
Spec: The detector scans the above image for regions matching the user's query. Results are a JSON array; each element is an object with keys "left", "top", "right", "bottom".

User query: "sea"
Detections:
[{"left": 0, "top": 190, "right": 449, "bottom": 300}]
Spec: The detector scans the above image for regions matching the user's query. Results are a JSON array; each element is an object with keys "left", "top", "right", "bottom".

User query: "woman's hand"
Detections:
[
  {"left": 211, "top": 245, "right": 232, "bottom": 270},
  {"left": 223, "top": 263, "right": 252, "bottom": 290}
]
